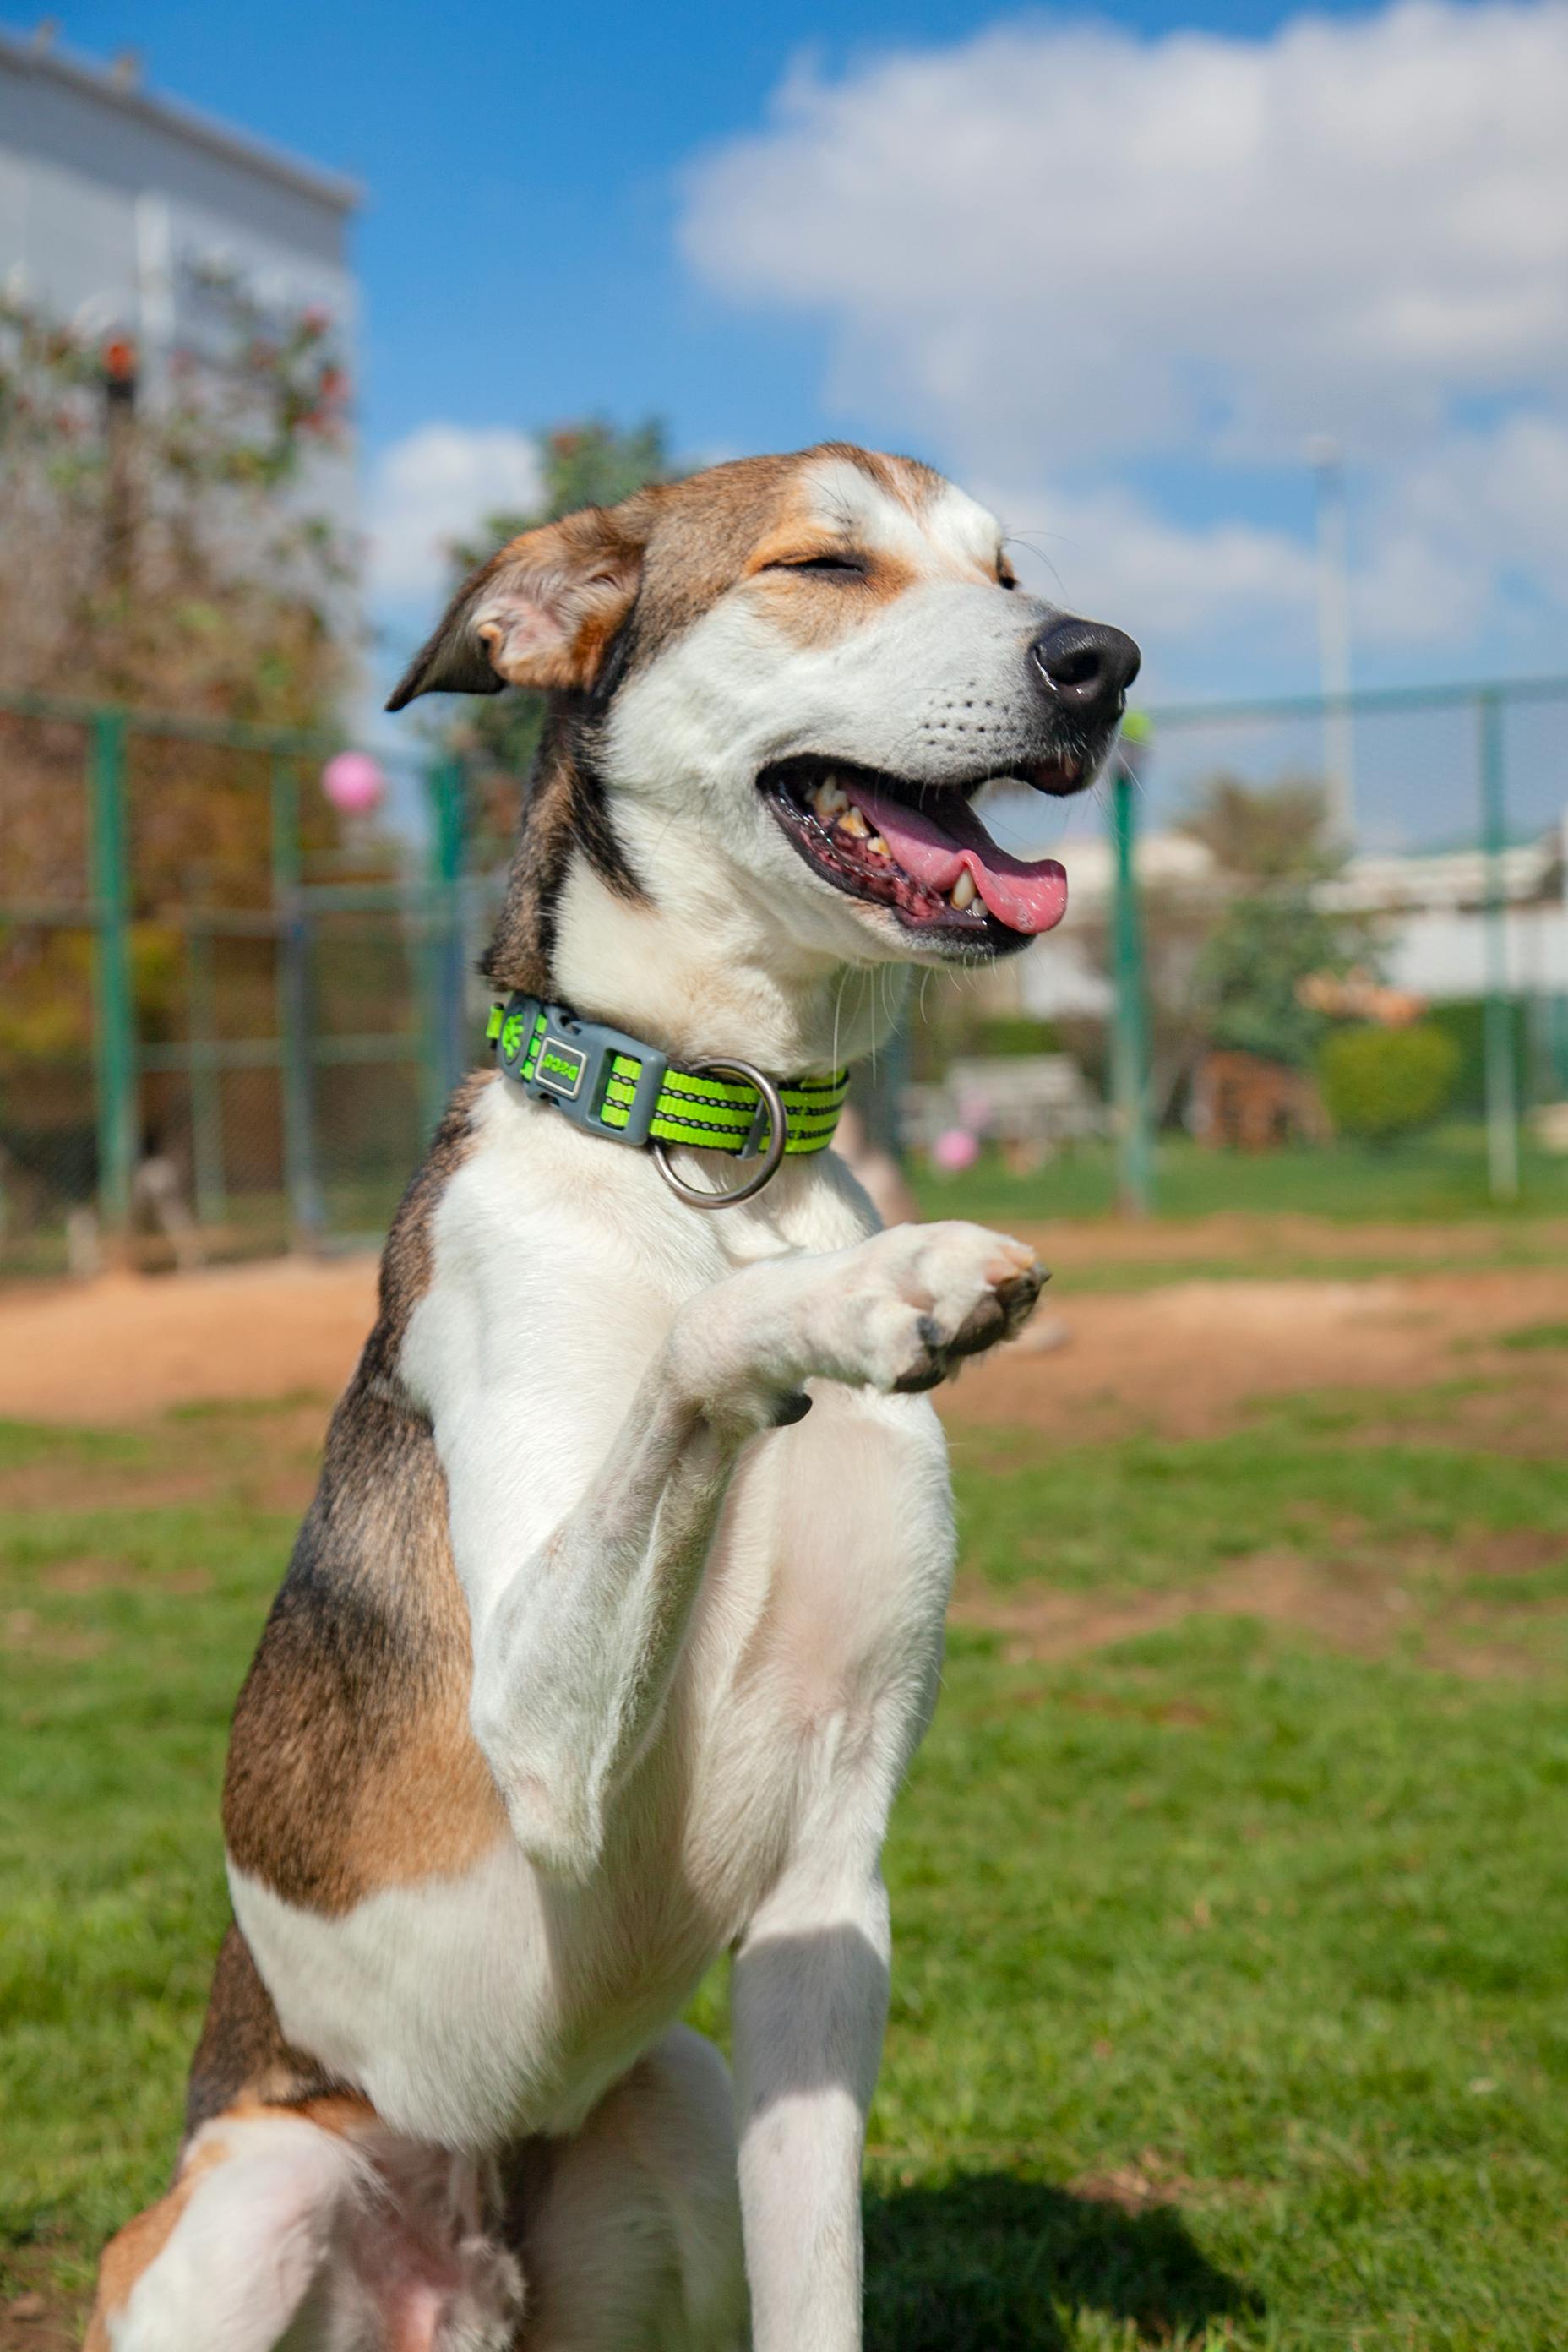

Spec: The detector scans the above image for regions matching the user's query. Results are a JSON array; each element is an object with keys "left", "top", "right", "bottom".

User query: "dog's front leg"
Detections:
[
  {"left": 732, "top": 1854, "right": 891, "bottom": 2352},
  {"left": 442, "top": 1218, "right": 1043, "bottom": 1880},
  {"left": 459, "top": 1363, "right": 742, "bottom": 1880}
]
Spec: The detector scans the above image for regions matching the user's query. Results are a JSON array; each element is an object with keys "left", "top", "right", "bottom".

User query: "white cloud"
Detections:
[
  {"left": 367, "top": 423, "right": 543, "bottom": 608},
  {"left": 683, "top": 2, "right": 1568, "bottom": 468},
  {"left": 966, "top": 471, "right": 1320, "bottom": 660},
  {"left": 680, "top": 2, "right": 1568, "bottom": 670}
]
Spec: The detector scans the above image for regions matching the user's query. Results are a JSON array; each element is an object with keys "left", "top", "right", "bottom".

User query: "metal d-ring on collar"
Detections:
[{"left": 651, "top": 1059, "right": 789, "bottom": 1210}]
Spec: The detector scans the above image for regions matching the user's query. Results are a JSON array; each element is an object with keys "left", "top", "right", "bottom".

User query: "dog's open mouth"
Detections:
[{"left": 762, "top": 757, "right": 1071, "bottom": 946}]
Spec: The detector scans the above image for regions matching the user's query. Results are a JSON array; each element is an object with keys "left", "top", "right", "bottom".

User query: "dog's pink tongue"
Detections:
[{"left": 850, "top": 785, "right": 1069, "bottom": 934}]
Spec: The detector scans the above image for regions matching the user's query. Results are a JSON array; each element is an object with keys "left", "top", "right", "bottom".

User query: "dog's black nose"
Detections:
[{"left": 1031, "top": 617, "right": 1141, "bottom": 727}]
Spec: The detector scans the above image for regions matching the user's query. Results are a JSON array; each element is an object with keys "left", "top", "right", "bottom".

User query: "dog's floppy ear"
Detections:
[{"left": 386, "top": 498, "right": 653, "bottom": 710}]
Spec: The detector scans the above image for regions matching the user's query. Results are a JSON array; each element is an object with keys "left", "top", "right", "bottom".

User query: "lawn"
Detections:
[
  {"left": 3, "top": 1347, "right": 1567, "bottom": 2348},
  {"left": 913, "top": 1123, "right": 1568, "bottom": 1233}
]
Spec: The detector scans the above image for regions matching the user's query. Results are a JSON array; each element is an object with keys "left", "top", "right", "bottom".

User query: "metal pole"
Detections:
[
  {"left": 88, "top": 710, "right": 136, "bottom": 1237},
  {"left": 185, "top": 923, "right": 227, "bottom": 1230},
  {"left": 423, "top": 757, "right": 468, "bottom": 1133},
  {"left": 270, "top": 757, "right": 325, "bottom": 1246},
  {"left": 1309, "top": 437, "right": 1355, "bottom": 845},
  {"left": 1109, "top": 736, "right": 1155, "bottom": 1217},
  {"left": 1478, "top": 693, "right": 1519, "bottom": 1202}
]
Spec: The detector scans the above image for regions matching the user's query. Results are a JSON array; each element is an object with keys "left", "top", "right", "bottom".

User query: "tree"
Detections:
[
  {"left": 1179, "top": 773, "right": 1364, "bottom": 1075},
  {"left": 1054, "top": 776, "right": 1355, "bottom": 1120},
  {"left": 1177, "top": 772, "right": 1339, "bottom": 885},
  {"left": 0, "top": 275, "right": 351, "bottom": 727},
  {"left": 0, "top": 280, "right": 354, "bottom": 1080},
  {"left": 1196, "top": 892, "right": 1358, "bottom": 1069},
  {"left": 441, "top": 420, "right": 678, "bottom": 838}
]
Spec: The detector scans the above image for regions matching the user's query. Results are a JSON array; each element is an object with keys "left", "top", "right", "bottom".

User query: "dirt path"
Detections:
[
  {"left": 945, "top": 1260, "right": 1568, "bottom": 1439},
  {"left": 0, "top": 1258, "right": 378, "bottom": 1423},
  {"left": 0, "top": 1233, "right": 1563, "bottom": 1438}
]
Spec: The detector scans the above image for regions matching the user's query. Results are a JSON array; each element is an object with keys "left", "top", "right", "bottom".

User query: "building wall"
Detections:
[
  {"left": 1383, "top": 903, "right": 1568, "bottom": 1000},
  {"left": 0, "top": 31, "right": 356, "bottom": 522},
  {"left": 0, "top": 34, "right": 353, "bottom": 326},
  {"left": 1010, "top": 817, "right": 1568, "bottom": 1026}
]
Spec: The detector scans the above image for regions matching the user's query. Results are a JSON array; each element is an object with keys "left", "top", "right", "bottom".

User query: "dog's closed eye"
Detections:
[{"left": 765, "top": 554, "right": 869, "bottom": 580}]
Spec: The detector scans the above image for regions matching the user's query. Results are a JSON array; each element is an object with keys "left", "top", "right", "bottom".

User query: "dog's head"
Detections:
[{"left": 390, "top": 443, "right": 1138, "bottom": 972}]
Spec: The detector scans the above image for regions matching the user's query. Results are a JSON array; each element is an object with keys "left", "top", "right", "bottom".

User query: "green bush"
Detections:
[
  {"left": 1424, "top": 997, "right": 1531, "bottom": 1118},
  {"left": 1317, "top": 1021, "right": 1460, "bottom": 1144},
  {"left": 971, "top": 1015, "right": 1062, "bottom": 1059}
]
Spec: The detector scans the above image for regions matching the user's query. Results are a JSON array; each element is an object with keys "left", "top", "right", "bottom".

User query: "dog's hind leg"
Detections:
[
  {"left": 508, "top": 2026, "right": 746, "bottom": 2352},
  {"left": 84, "top": 2097, "right": 523, "bottom": 2352}
]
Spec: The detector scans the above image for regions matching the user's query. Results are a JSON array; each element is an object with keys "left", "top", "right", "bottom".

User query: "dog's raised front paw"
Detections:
[
  {"left": 672, "top": 1222, "right": 1048, "bottom": 1432},
  {"left": 847, "top": 1221, "right": 1048, "bottom": 1393}
]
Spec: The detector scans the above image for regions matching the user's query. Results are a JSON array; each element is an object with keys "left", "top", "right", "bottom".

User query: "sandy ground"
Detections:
[{"left": 0, "top": 1222, "right": 1564, "bottom": 1439}]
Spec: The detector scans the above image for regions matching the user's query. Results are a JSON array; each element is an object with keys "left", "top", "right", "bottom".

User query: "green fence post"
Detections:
[
  {"left": 1478, "top": 692, "right": 1520, "bottom": 1203},
  {"left": 185, "top": 923, "right": 227, "bottom": 1230},
  {"left": 422, "top": 757, "right": 468, "bottom": 1133},
  {"left": 88, "top": 710, "right": 136, "bottom": 1237},
  {"left": 1109, "top": 722, "right": 1155, "bottom": 1217},
  {"left": 270, "top": 757, "right": 326, "bottom": 1246}
]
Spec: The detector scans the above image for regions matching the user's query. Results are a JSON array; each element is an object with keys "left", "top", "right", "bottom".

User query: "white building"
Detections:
[
  {"left": 0, "top": 22, "right": 357, "bottom": 524},
  {"left": 1016, "top": 814, "right": 1568, "bottom": 1021}
]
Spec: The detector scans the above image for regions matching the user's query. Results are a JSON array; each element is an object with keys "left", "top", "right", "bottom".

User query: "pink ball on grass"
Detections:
[
  {"left": 932, "top": 1128, "right": 981, "bottom": 1173},
  {"left": 321, "top": 751, "right": 385, "bottom": 815}
]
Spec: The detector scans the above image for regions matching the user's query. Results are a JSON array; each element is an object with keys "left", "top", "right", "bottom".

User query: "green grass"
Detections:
[
  {"left": 950, "top": 1396, "right": 1568, "bottom": 1611},
  {"left": 1499, "top": 1321, "right": 1568, "bottom": 1353},
  {"left": 3, "top": 1386, "right": 1567, "bottom": 2346},
  {"left": 913, "top": 1124, "right": 1568, "bottom": 1231},
  {"left": 868, "top": 1620, "right": 1568, "bottom": 2350}
]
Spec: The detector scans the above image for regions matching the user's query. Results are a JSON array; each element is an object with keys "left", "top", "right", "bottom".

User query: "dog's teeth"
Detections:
[
  {"left": 818, "top": 776, "right": 848, "bottom": 815},
  {"left": 867, "top": 833, "right": 890, "bottom": 857},
  {"left": 839, "top": 805, "right": 869, "bottom": 838},
  {"left": 950, "top": 868, "right": 978, "bottom": 911}
]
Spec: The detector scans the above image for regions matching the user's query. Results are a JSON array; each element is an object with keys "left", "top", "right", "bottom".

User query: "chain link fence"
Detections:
[
  {"left": 4, "top": 673, "right": 1567, "bottom": 1279},
  {"left": 1045, "top": 674, "right": 1568, "bottom": 1216},
  {"left": 0, "top": 693, "right": 472, "bottom": 1277}
]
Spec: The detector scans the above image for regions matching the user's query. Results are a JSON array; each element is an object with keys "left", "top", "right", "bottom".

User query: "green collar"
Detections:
[{"left": 487, "top": 991, "right": 849, "bottom": 1207}]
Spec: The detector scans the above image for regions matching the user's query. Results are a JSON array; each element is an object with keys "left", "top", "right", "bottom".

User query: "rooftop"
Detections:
[{"left": 0, "top": 21, "right": 360, "bottom": 213}]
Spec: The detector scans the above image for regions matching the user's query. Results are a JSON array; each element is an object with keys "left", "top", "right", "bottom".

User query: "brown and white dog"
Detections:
[{"left": 86, "top": 444, "right": 1138, "bottom": 2351}]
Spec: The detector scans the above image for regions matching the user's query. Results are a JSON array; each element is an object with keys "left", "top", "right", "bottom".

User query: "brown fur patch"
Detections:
[
  {"left": 84, "top": 2137, "right": 229, "bottom": 2349},
  {"left": 841, "top": 444, "right": 947, "bottom": 512},
  {"left": 743, "top": 516, "right": 918, "bottom": 650},
  {"left": 389, "top": 498, "right": 657, "bottom": 707},
  {"left": 222, "top": 1076, "right": 509, "bottom": 1916}
]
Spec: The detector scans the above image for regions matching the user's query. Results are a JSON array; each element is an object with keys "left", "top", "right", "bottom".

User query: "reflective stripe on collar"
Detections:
[{"left": 487, "top": 994, "right": 849, "bottom": 1161}]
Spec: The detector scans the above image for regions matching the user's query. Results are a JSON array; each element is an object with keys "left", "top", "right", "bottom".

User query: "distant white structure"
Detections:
[
  {"left": 0, "top": 22, "right": 357, "bottom": 527},
  {"left": 1016, "top": 816, "right": 1568, "bottom": 1020},
  {"left": 1319, "top": 827, "right": 1568, "bottom": 999}
]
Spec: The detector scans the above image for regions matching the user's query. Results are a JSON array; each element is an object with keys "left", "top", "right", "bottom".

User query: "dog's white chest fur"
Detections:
[{"left": 231, "top": 1083, "right": 956, "bottom": 2148}]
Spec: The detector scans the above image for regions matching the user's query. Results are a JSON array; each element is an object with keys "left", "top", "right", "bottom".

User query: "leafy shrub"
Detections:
[
  {"left": 1424, "top": 998, "right": 1531, "bottom": 1119},
  {"left": 1317, "top": 1022, "right": 1460, "bottom": 1144},
  {"left": 1197, "top": 891, "right": 1358, "bottom": 1069},
  {"left": 971, "top": 1015, "right": 1063, "bottom": 1059}
]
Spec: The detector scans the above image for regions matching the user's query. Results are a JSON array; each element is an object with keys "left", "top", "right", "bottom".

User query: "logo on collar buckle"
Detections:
[{"left": 493, "top": 994, "right": 669, "bottom": 1148}]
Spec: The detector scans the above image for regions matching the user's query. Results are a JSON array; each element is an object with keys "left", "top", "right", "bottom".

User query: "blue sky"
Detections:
[{"left": 34, "top": 0, "right": 1568, "bottom": 722}]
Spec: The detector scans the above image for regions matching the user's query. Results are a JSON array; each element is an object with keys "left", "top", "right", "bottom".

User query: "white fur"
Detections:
[
  {"left": 108, "top": 2055, "right": 737, "bottom": 2352},
  {"left": 601, "top": 575, "right": 1054, "bottom": 977},
  {"left": 227, "top": 1079, "right": 1027, "bottom": 2349},
  {"left": 593, "top": 457, "right": 1059, "bottom": 985},
  {"left": 199, "top": 454, "right": 1060, "bottom": 2351}
]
